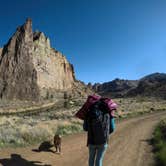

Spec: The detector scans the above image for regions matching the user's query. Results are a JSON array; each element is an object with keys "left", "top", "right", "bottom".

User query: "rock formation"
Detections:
[
  {"left": 0, "top": 19, "right": 91, "bottom": 101},
  {"left": 32, "top": 31, "right": 75, "bottom": 98},
  {"left": 0, "top": 19, "right": 39, "bottom": 100},
  {"left": 0, "top": 48, "right": 2, "bottom": 57}
]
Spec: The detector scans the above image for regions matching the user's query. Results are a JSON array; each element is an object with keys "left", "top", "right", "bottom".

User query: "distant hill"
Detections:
[
  {"left": 93, "top": 73, "right": 166, "bottom": 99},
  {"left": 127, "top": 73, "right": 166, "bottom": 98},
  {"left": 93, "top": 79, "right": 138, "bottom": 98}
]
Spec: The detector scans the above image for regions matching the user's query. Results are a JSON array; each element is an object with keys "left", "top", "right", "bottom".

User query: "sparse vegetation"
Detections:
[
  {"left": 0, "top": 116, "right": 82, "bottom": 148},
  {"left": 152, "top": 119, "right": 166, "bottom": 166},
  {"left": 114, "top": 97, "right": 166, "bottom": 118},
  {"left": 56, "top": 124, "right": 82, "bottom": 136},
  {"left": 0, "top": 104, "right": 82, "bottom": 148},
  {"left": 0, "top": 97, "right": 165, "bottom": 148}
]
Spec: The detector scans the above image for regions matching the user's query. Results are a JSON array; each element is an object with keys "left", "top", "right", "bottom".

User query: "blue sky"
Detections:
[{"left": 0, "top": 0, "right": 166, "bottom": 84}]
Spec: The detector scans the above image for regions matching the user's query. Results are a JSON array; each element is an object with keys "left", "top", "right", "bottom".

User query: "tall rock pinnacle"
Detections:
[
  {"left": 0, "top": 19, "right": 91, "bottom": 101},
  {"left": 0, "top": 18, "right": 39, "bottom": 100}
]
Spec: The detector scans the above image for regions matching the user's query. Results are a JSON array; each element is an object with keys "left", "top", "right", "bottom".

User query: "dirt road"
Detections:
[{"left": 0, "top": 111, "right": 166, "bottom": 166}]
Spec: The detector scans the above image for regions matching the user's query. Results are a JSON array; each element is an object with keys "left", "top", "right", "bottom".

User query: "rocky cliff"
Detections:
[
  {"left": 0, "top": 48, "right": 2, "bottom": 56},
  {"left": 33, "top": 31, "right": 75, "bottom": 91},
  {"left": 0, "top": 19, "right": 91, "bottom": 101},
  {"left": 0, "top": 19, "right": 39, "bottom": 100},
  {"left": 32, "top": 31, "right": 77, "bottom": 99}
]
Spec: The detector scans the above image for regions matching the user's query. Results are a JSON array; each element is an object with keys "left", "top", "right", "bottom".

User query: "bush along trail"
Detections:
[
  {"left": 152, "top": 119, "right": 166, "bottom": 166},
  {"left": 0, "top": 111, "right": 166, "bottom": 166}
]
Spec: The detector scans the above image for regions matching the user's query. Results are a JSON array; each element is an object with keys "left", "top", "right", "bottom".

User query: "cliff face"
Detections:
[
  {"left": 33, "top": 32, "right": 75, "bottom": 91},
  {"left": 0, "top": 19, "right": 39, "bottom": 100},
  {"left": 0, "top": 48, "right": 2, "bottom": 57},
  {"left": 0, "top": 19, "right": 88, "bottom": 101}
]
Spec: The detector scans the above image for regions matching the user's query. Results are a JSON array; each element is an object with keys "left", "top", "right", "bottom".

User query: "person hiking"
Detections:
[{"left": 75, "top": 95, "right": 117, "bottom": 166}]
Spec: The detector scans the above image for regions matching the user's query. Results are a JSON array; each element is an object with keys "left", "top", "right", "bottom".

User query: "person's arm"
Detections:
[
  {"left": 83, "top": 118, "right": 88, "bottom": 131},
  {"left": 109, "top": 117, "right": 115, "bottom": 134}
]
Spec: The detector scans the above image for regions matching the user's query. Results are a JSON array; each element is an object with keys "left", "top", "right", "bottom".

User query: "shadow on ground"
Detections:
[
  {"left": 0, "top": 154, "right": 51, "bottom": 166},
  {"left": 140, "top": 139, "right": 153, "bottom": 145},
  {"left": 32, "top": 141, "right": 55, "bottom": 154}
]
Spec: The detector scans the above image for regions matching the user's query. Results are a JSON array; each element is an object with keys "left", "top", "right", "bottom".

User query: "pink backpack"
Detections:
[{"left": 75, "top": 95, "right": 117, "bottom": 120}]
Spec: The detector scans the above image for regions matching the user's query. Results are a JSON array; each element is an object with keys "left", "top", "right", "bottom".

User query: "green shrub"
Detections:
[
  {"left": 21, "top": 127, "right": 52, "bottom": 145},
  {"left": 56, "top": 124, "right": 82, "bottom": 136},
  {"left": 156, "top": 146, "right": 166, "bottom": 166},
  {"left": 0, "top": 117, "right": 83, "bottom": 148},
  {"left": 153, "top": 120, "right": 166, "bottom": 166},
  {"left": 0, "top": 127, "right": 25, "bottom": 147}
]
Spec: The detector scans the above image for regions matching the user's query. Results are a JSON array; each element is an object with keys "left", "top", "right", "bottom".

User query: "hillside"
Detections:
[
  {"left": 93, "top": 73, "right": 166, "bottom": 99},
  {"left": 127, "top": 73, "right": 166, "bottom": 98},
  {"left": 93, "top": 79, "right": 138, "bottom": 98}
]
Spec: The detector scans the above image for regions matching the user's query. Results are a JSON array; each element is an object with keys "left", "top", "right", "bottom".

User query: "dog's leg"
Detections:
[
  {"left": 59, "top": 144, "right": 61, "bottom": 153},
  {"left": 55, "top": 145, "right": 58, "bottom": 153}
]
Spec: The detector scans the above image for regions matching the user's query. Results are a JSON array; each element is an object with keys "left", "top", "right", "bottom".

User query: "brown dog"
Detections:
[{"left": 54, "top": 134, "right": 62, "bottom": 153}]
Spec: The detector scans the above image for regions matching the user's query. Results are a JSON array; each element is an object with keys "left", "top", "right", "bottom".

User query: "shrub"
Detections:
[
  {"left": 56, "top": 124, "right": 82, "bottom": 136},
  {"left": 0, "top": 115, "right": 83, "bottom": 148},
  {"left": 156, "top": 146, "right": 166, "bottom": 166},
  {"left": 153, "top": 120, "right": 166, "bottom": 166}
]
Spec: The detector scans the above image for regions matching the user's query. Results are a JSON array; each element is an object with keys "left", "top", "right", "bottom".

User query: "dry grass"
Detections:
[
  {"left": 0, "top": 104, "right": 82, "bottom": 148},
  {"left": 0, "top": 96, "right": 165, "bottom": 148},
  {"left": 114, "top": 97, "right": 166, "bottom": 118},
  {"left": 0, "top": 116, "right": 82, "bottom": 148},
  {"left": 0, "top": 100, "right": 57, "bottom": 114}
]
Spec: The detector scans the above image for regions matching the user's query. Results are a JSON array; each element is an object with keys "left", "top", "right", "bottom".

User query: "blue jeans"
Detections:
[{"left": 88, "top": 144, "right": 108, "bottom": 166}]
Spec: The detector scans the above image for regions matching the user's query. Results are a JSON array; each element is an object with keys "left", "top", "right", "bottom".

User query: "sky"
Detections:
[{"left": 0, "top": 0, "right": 166, "bottom": 84}]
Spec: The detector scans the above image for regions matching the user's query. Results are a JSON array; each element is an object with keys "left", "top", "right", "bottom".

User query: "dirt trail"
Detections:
[{"left": 0, "top": 111, "right": 166, "bottom": 166}]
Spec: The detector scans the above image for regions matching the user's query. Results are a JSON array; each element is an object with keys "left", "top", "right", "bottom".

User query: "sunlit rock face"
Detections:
[
  {"left": 0, "top": 48, "right": 2, "bottom": 57},
  {"left": 0, "top": 19, "right": 77, "bottom": 100},
  {"left": 33, "top": 31, "right": 75, "bottom": 91}
]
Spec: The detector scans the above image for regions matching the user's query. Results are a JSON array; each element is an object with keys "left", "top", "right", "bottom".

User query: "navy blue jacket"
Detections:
[{"left": 83, "top": 116, "right": 115, "bottom": 145}]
